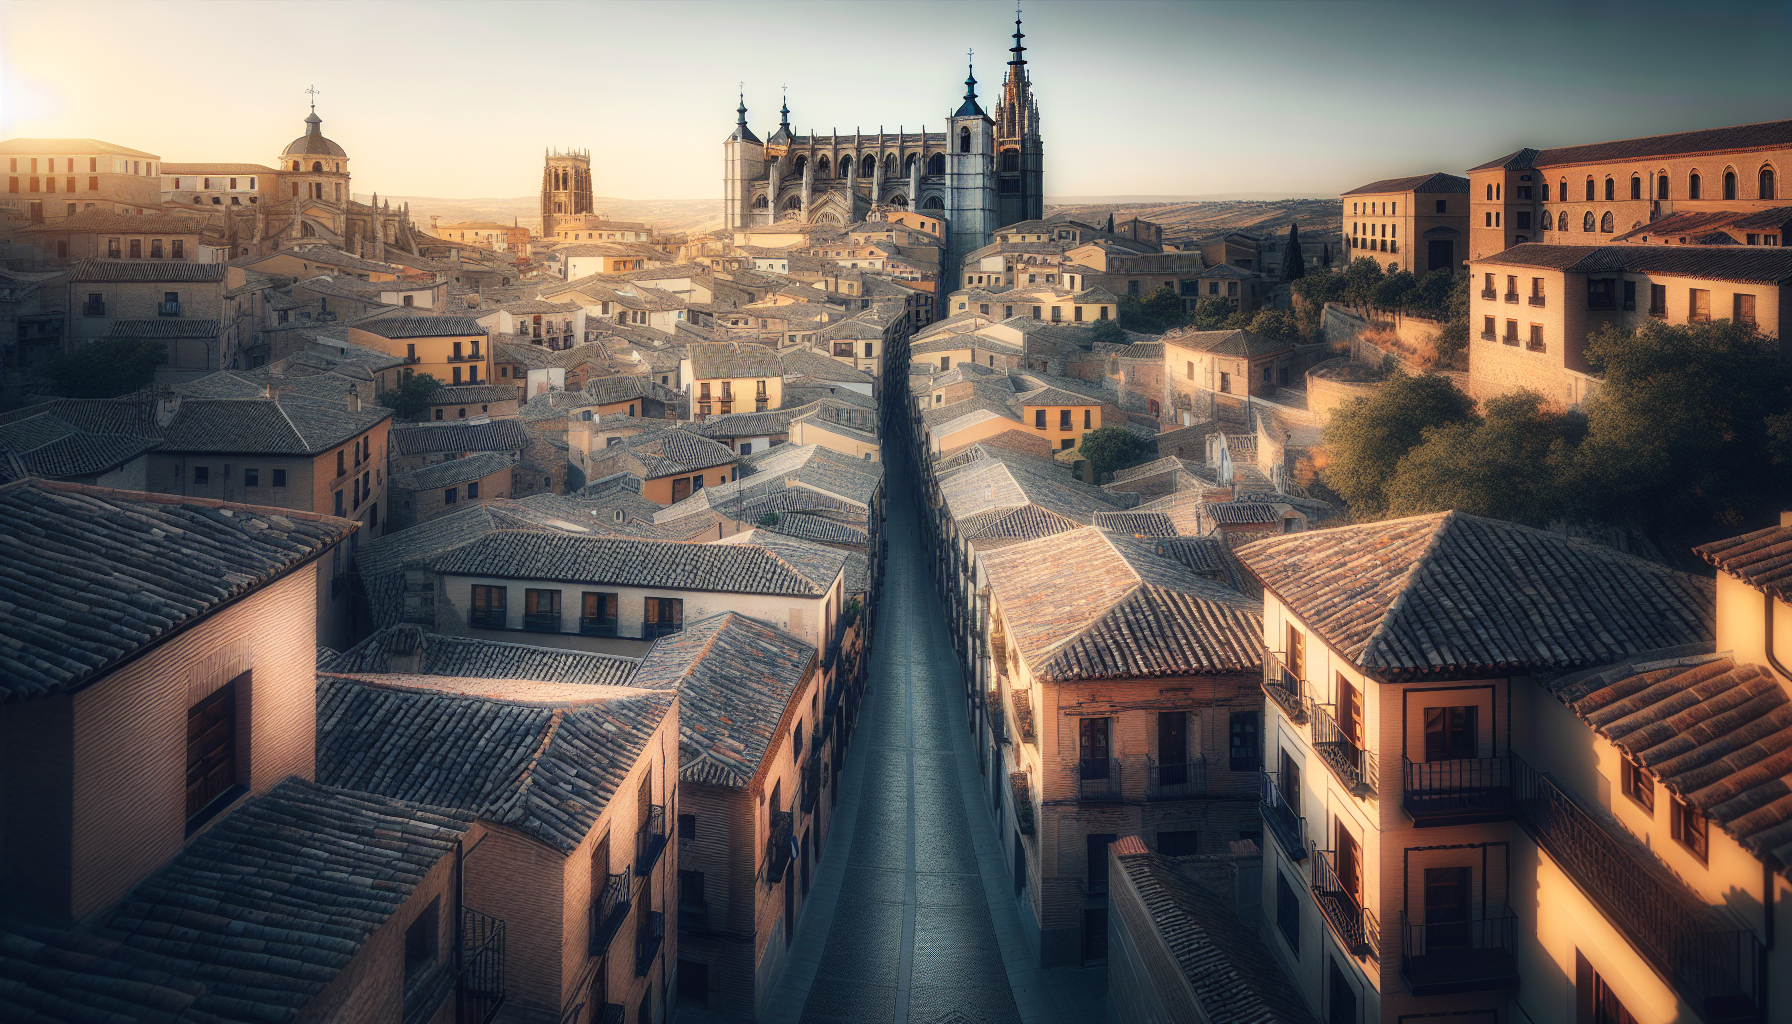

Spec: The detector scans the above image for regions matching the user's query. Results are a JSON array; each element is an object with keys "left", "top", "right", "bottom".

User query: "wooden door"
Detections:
[
  {"left": 1079, "top": 717, "right": 1110, "bottom": 779},
  {"left": 1158, "top": 711, "right": 1188, "bottom": 785},
  {"left": 1423, "top": 706, "right": 1477, "bottom": 761},
  {"left": 1423, "top": 866, "right": 1471, "bottom": 949}
]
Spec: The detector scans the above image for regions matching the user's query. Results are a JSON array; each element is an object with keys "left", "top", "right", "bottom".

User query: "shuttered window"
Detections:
[{"left": 186, "top": 676, "right": 242, "bottom": 822}]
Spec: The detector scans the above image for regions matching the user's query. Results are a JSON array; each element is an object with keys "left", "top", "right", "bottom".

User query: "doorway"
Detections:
[
  {"left": 1327, "top": 958, "right": 1357, "bottom": 1024},
  {"left": 1079, "top": 717, "right": 1111, "bottom": 780},
  {"left": 1424, "top": 866, "right": 1471, "bottom": 949},
  {"left": 1158, "top": 711, "right": 1188, "bottom": 785},
  {"left": 1424, "top": 706, "right": 1477, "bottom": 761},
  {"left": 1081, "top": 908, "right": 1108, "bottom": 963},
  {"left": 1426, "top": 239, "right": 1455, "bottom": 275},
  {"left": 676, "top": 960, "right": 707, "bottom": 1009}
]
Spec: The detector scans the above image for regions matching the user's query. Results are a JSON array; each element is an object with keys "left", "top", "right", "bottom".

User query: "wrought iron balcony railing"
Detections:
[
  {"left": 801, "top": 755, "right": 821, "bottom": 814},
  {"left": 764, "top": 810, "right": 794, "bottom": 885},
  {"left": 1077, "top": 757, "right": 1123, "bottom": 802},
  {"left": 456, "top": 906, "right": 507, "bottom": 1024},
  {"left": 1147, "top": 756, "right": 1208, "bottom": 800},
  {"left": 1309, "top": 844, "right": 1377, "bottom": 958},
  {"left": 634, "top": 910, "right": 664, "bottom": 977},
  {"left": 587, "top": 872, "right": 630, "bottom": 956},
  {"left": 1400, "top": 905, "right": 1520, "bottom": 996},
  {"left": 1402, "top": 755, "right": 1515, "bottom": 827},
  {"left": 634, "top": 805, "right": 666, "bottom": 877},
  {"left": 1310, "top": 704, "right": 1377, "bottom": 798},
  {"left": 1263, "top": 653, "right": 1310, "bottom": 724},
  {"left": 1258, "top": 771, "right": 1306, "bottom": 862}
]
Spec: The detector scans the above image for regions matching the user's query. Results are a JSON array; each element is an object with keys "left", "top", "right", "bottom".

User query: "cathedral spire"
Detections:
[
  {"left": 954, "top": 50, "right": 985, "bottom": 118},
  {"left": 1009, "top": 3, "right": 1026, "bottom": 69},
  {"left": 779, "top": 85, "right": 790, "bottom": 131}
]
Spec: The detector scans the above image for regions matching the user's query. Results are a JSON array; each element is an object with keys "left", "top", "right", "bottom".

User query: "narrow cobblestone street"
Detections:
[{"left": 755, "top": 481, "right": 1106, "bottom": 1024}]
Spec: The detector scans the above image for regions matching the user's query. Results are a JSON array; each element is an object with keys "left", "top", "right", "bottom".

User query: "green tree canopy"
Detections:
[
  {"left": 1118, "top": 285, "right": 1191, "bottom": 333},
  {"left": 1087, "top": 317, "right": 1127, "bottom": 346},
  {"left": 1249, "top": 307, "right": 1302, "bottom": 343},
  {"left": 1370, "top": 270, "right": 1418, "bottom": 314},
  {"left": 1341, "top": 257, "right": 1386, "bottom": 310},
  {"left": 1282, "top": 222, "right": 1306, "bottom": 281},
  {"left": 41, "top": 339, "right": 167, "bottom": 399},
  {"left": 1078, "top": 425, "right": 1151, "bottom": 479},
  {"left": 1184, "top": 298, "right": 1234, "bottom": 331},
  {"left": 1381, "top": 391, "right": 1583, "bottom": 527},
  {"left": 377, "top": 372, "right": 443, "bottom": 421},
  {"left": 1318, "top": 370, "right": 1475, "bottom": 520}
]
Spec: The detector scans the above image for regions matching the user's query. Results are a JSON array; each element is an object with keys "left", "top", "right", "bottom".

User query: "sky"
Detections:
[{"left": 3, "top": 0, "right": 1789, "bottom": 201}]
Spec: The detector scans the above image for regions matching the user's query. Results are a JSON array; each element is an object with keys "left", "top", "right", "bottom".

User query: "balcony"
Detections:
[
  {"left": 455, "top": 906, "right": 507, "bottom": 1024},
  {"left": 1479, "top": 289, "right": 1497, "bottom": 300},
  {"left": 1403, "top": 756, "right": 1515, "bottom": 826},
  {"left": 1077, "top": 757, "right": 1123, "bottom": 802},
  {"left": 1528, "top": 295, "right": 1547, "bottom": 307},
  {"left": 1479, "top": 330, "right": 1497, "bottom": 341},
  {"left": 158, "top": 301, "right": 181, "bottom": 317},
  {"left": 641, "top": 621, "right": 681, "bottom": 641},
  {"left": 579, "top": 616, "right": 618, "bottom": 637},
  {"left": 587, "top": 872, "right": 630, "bottom": 956},
  {"left": 1310, "top": 705, "right": 1377, "bottom": 798},
  {"left": 1503, "top": 293, "right": 1519, "bottom": 304},
  {"left": 523, "top": 612, "right": 561, "bottom": 633},
  {"left": 1263, "top": 654, "right": 1310, "bottom": 724},
  {"left": 801, "top": 755, "right": 821, "bottom": 814},
  {"left": 469, "top": 609, "right": 506, "bottom": 629},
  {"left": 764, "top": 810, "right": 794, "bottom": 885},
  {"left": 1401, "top": 906, "right": 1520, "bottom": 996},
  {"left": 988, "top": 693, "right": 1008, "bottom": 744},
  {"left": 1147, "top": 756, "right": 1208, "bottom": 800},
  {"left": 1010, "top": 772, "right": 1035, "bottom": 835},
  {"left": 1512, "top": 757, "right": 1762, "bottom": 1021},
  {"left": 1259, "top": 771, "right": 1306, "bottom": 862},
  {"left": 634, "top": 805, "right": 667, "bottom": 877},
  {"left": 596, "top": 1005, "right": 625, "bottom": 1024},
  {"left": 633, "top": 910, "right": 664, "bottom": 977},
  {"left": 1310, "top": 845, "right": 1378, "bottom": 957}
]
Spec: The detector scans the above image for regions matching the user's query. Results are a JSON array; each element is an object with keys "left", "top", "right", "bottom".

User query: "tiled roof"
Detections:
[
  {"left": 389, "top": 418, "right": 527, "bottom": 455},
  {"left": 778, "top": 347, "right": 873, "bottom": 383},
  {"left": 959, "top": 504, "right": 1087, "bottom": 543},
  {"left": 1235, "top": 511, "right": 1714, "bottom": 682},
  {"left": 106, "top": 317, "right": 221, "bottom": 340},
  {"left": 0, "top": 480, "right": 355, "bottom": 701},
  {"left": 427, "top": 383, "right": 521, "bottom": 405},
  {"left": 690, "top": 341, "right": 783, "bottom": 379},
  {"left": 0, "top": 398, "right": 163, "bottom": 479},
  {"left": 983, "top": 528, "right": 1261, "bottom": 682},
  {"left": 632, "top": 612, "right": 815, "bottom": 788},
  {"left": 391, "top": 450, "right": 515, "bottom": 491},
  {"left": 1476, "top": 243, "right": 1792, "bottom": 284},
  {"left": 318, "top": 674, "right": 672, "bottom": 852},
  {"left": 1206, "top": 501, "right": 1280, "bottom": 525},
  {"left": 594, "top": 426, "right": 737, "bottom": 478},
  {"left": 695, "top": 404, "right": 803, "bottom": 438},
  {"left": 1342, "top": 172, "right": 1470, "bottom": 196},
  {"left": 66, "top": 258, "right": 224, "bottom": 282},
  {"left": 429, "top": 531, "right": 833, "bottom": 596},
  {"left": 1694, "top": 524, "right": 1792, "bottom": 600},
  {"left": 1094, "top": 510, "right": 1179, "bottom": 536},
  {"left": 161, "top": 396, "right": 390, "bottom": 455},
  {"left": 1113, "top": 845, "right": 1310, "bottom": 1023},
  {"left": 1470, "top": 118, "right": 1792, "bottom": 171},
  {"left": 587, "top": 373, "right": 680, "bottom": 407},
  {"left": 352, "top": 314, "right": 485, "bottom": 338},
  {"left": 322, "top": 624, "right": 639, "bottom": 684}
]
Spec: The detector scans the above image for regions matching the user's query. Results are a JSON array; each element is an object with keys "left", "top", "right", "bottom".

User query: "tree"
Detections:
[
  {"left": 1184, "top": 298, "right": 1233, "bottom": 331},
  {"left": 1370, "top": 270, "right": 1418, "bottom": 314},
  {"left": 1282, "top": 222, "right": 1306, "bottom": 281},
  {"left": 1088, "top": 318, "right": 1127, "bottom": 345},
  {"left": 1117, "top": 285, "right": 1187, "bottom": 333},
  {"left": 377, "top": 372, "right": 443, "bottom": 421},
  {"left": 1249, "top": 306, "right": 1302, "bottom": 343},
  {"left": 1381, "top": 391, "right": 1582, "bottom": 527},
  {"left": 1341, "top": 257, "right": 1386, "bottom": 311},
  {"left": 1319, "top": 370, "right": 1476, "bottom": 520},
  {"left": 758, "top": 511, "right": 782, "bottom": 527},
  {"left": 1566, "top": 319, "right": 1792, "bottom": 538},
  {"left": 40, "top": 338, "right": 167, "bottom": 399},
  {"left": 1078, "top": 425, "right": 1150, "bottom": 479}
]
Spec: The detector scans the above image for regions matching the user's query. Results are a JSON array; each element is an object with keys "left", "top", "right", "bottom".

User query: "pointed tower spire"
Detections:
[
  {"left": 1010, "top": 2, "right": 1027, "bottom": 70},
  {"left": 779, "top": 85, "right": 790, "bottom": 132},
  {"left": 954, "top": 50, "right": 985, "bottom": 118}
]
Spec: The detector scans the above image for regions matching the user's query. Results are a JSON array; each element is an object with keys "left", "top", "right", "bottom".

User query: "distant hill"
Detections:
[
  {"left": 363, "top": 195, "right": 725, "bottom": 236},
  {"left": 1049, "top": 193, "right": 1336, "bottom": 203},
  {"left": 1046, "top": 198, "right": 1341, "bottom": 249}
]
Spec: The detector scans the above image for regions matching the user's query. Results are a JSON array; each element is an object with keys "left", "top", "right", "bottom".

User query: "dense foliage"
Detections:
[
  {"left": 377, "top": 372, "right": 442, "bottom": 421},
  {"left": 42, "top": 339, "right": 167, "bottom": 398},
  {"left": 1078, "top": 425, "right": 1151, "bottom": 480}
]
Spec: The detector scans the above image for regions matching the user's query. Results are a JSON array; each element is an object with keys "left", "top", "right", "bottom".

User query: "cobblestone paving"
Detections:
[{"left": 797, "top": 492, "right": 1022, "bottom": 1024}]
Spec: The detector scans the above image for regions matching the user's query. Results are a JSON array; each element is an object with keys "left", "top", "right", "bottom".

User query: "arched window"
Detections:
[
  {"left": 1558, "top": 179, "right": 1567, "bottom": 201},
  {"left": 1600, "top": 211, "right": 1613, "bottom": 232},
  {"left": 301, "top": 221, "right": 316, "bottom": 237},
  {"left": 1761, "top": 165, "right": 1776, "bottom": 200},
  {"left": 1558, "top": 211, "right": 1570, "bottom": 231},
  {"left": 1583, "top": 211, "right": 1596, "bottom": 232},
  {"left": 751, "top": 195, "right": 768, "bottom": 209},
  {"left": 1658, "top": 174, "right": 1670, "bottom": 200},
  {"left": 292, "top": 161, "right": 300, "bottom": 171},
  {"left": 927, "top": 153, "right": 945, "bottom": 175},
  {"left": 903, "top": 153, "right": 918, "bottom": 173},
  {"left": 334, "top": 162, "right": 340, "bottom": 173},
  {"left": 794, "top": 155, "right": 807, "bottom": 175},
  {"left": 1629, "top": 176, "right": 1641, "bottom": 200},
  {"left": 782, "top": 195, "right": 802, "bottom": 210},
  {"left": 1585, "top": 179, "right": 1596, "bottom": 202},
  {"left": 922, "top": 195, "right": 944, "bottom": 210},
  {"left": 1689, "top": 172, "right": 1701, "bottom": 199},
  {"left": 1724, "top": 170, "right": 1737, "bottom": 200},
  {"left": 891, "top": 193, "right": 908, "bottom": 208},
  {"left": 817, "top": 155, "right": 830, "bottom": 177},
  {"left": 959, "top": 127, "right": 971, "bottom": 153},
  {"left": 884, "top": 154, "right": 895, "bottom": 175},
  {"left": 312, "top": 161, "right": 323, "bottom": 173},
  {"left": 861, "top": 155, "right": 875, "bottom": 177},
  {"left": 1604, "top": 178, "right": 1615, "bottom": 201},
  {"left": 1001, "top": 149, "right": 1019, "bottom": 172}
]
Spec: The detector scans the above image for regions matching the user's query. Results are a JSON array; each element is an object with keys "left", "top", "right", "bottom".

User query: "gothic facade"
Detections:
[{"left": 540, "top": 148, "right": 594, "bottom": 237}]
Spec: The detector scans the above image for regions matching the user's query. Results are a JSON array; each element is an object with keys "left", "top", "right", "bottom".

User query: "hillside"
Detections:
[
  {"left": 1046, "top": 198, "right": 1340, "bottom": 250},
  {"left": 370, "top": 195, "right": 725, "bottom": 236}
]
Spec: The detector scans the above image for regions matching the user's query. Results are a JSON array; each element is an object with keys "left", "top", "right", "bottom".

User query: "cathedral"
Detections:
[{"left": 722, "top": 12, "right": 1043, "bottom": 292}]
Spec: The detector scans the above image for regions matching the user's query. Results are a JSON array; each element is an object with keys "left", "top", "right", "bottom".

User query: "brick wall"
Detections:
[{"left": 297, "top": 844, "right": 459, "bottom": 1023}]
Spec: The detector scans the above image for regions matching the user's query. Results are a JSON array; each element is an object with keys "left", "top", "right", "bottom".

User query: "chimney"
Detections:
[
  {"left": 347, "top": 384, "right": 361, "bottom": 412},
  {"left": 263, "top": 381, "right": 280, "bottom": 400}
]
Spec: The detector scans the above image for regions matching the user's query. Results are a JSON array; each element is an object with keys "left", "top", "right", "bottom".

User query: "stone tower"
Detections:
[
  {"left": 995, "top": 9, "right": 1044, "bottom": 226},
  {"left": 541, "top": 148, "right": 592, "bottom": 237},
  {"left": 722, "top": 93, "right": 765, "bottom": 231},
  {"left": 945, "top": 60, "right": 997, "bottom": 316}
]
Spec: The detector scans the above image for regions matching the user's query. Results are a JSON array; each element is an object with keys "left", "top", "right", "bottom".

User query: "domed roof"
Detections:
[{"left": 283, "top": 111, "right": 347, "bottom": 159}]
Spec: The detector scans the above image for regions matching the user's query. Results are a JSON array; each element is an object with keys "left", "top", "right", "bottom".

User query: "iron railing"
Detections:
[
  {"left": 764, "top": 810, "right": 793, "bottom": 885},
  {"left": 1310, "top": 705, "right": 1376, "bottom": 797},
  {"left": 1077, "top": 757, "right": 1123, "bottom": 802},
  {"left": 1310, "top": 845, "right": 1377, "bottom": 957},
  {"left": 801, "top": 755, "right": 821, "bottom": 814},
  {"left": 1512, "top": 757, "right": 1761, "bottom": 1019},
  {"left": 1010, "top": 772, "right": 1035, "bottom": 835},
  {"left": 634, "top": 910, "right": 664, "bottom": 977},
  {"left": 523, "top": 612, "right": 561, "bottom": 633},
  {"left": 579, "top": 615, "right": 618, "bottom": 637},
  {"left": 634, "top": 805, "right": 666, "bottom": 877},
  {"left": 988, "top": 692, "right": 1008, "bottom": 744},
  {"left": 158, "top": 301, "right": 181, "bottom": 317},
  {"left": 469, "top": 608, "right": 505, "bottom": 628},
  {"left": 1479, "top": 288, "right": 1497, "bottom": 300},
  {"left": 641, "top": 621, "right": 681, "bottom": 640},
  {"left": 597, "top": 1005, "right": 624, "bottom": 1024},
  {"left": 1259, "top": 771, "right": 1306, "bottom": 862},
  {"left": 1263, "top": 653, "right": 1310, "bottom": 723},
  {"left": 1402, "top": 756, "right": 1514, "bottom": 826},
  {"left": 1400, "top": 905, "right": 1519, "bottom": 996},
  {"left": 587, "top": 872, "right": 630, "bottom": 956},
  {"left": 1147, "top": 756, "right": 1208, "bottom": 800},
  {"left": 456, "top": 906, "right": 506, "bottom": 1024},
  {"left": 1528, "top": 295, "right": 1547, "bottom": 307}
]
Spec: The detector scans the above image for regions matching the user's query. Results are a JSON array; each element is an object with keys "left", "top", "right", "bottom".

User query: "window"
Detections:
[
  {"left": 1058, "top": 409, "right": 1071, "bottom": 430},
  {"left": 582, "top": 592, "right": 619, "bottom": 636},
  {"left": 442, "top": 486, "right": 457, "bottom": 505},
  {"left": 1689, "top": 172, "right": 1702, "bottom": 199},
  {"left": 244, "top": 468, "right": 259, "bottom": 488},
  {"left": 1736, "top": 293, "right": 1757, "bottom": 327},
  {"left": 1219, "top": 371, "right": 1231, "bottom": 393},
  {"left": 1649, "top": 283, "right": 1667, "bottom": 317},
  {"left": 1622, "top": 760, "right": 1654, "bottom": 814},
  {"left": 191, "top": 465, "right": 210, "bottom": 486},
  {"left": 1435, "top": 199, "right": 1446, "bottom": 214},
  {"left": 524, "top": 588, "right": 561, "bottom": 632},
  {"left": 1229, "top": 710, "right": 1261, "bottom": 771},
  {"left": 644, "top": 596, "right": 683, "bottom": 638},
  {"left": 1034, "top": 409, "right": 1046, "bottom": 429},
  {"left": 1528, "top": 324, "right": 1545, "bottom": 352},
  {"left": 1504, "top": 319, "right": 1519, "bottom": 345},
  {"left": 186, "top": 676, "right": 242, "bottom": 823},
  {"left": 272, "top": 468, "right": 287, "bottom": 487},
  {"left": 959, "top": 127, "right": 971, "bottom": 153},
  {"left": 1275, "top": 870, "right": 1301, "bottom": 953},
  {"left": 1724, "top": 170, "right": 1737, "bottom": 200},
  {"left": 1577, "top": 951, "right": 1638, "bottom": 1024},
  {"left": 1760, "top": 166, "right": 1776, "bottom": 200},
  {"left": 1689, "top": 288, "right": 1711, "bottom": 322},
  {"left": 171, "top": 239, "right": 183, "bottom": 259},
  {"left": 128, "top": 238, "right": 141, "bottom": 257},
  {"left": 1600, "top": 211, "right": 1613, "bottom": 233},
  {"left": 470, "top": 585, "right": 507, "bottom": 627},
  {"left": 1481, "top": 315, "right": 1496, "bottom": 340},
  {"left": 404, "top": 898, "right": 440, "bottom": 983},
  {"left": 1629, "top": 176, "right": 1641, "bottom": 200},
  {"left": 1588, "top": 279, "right": 1616, "bottom": 310},
  {"left": 1672, "top": 797, "right": 1708, "bottom": 862}
]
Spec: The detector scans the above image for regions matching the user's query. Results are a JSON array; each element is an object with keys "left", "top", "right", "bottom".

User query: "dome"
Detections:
[{"left": 282, "top": 111, "right": 347, "bottom": 159}]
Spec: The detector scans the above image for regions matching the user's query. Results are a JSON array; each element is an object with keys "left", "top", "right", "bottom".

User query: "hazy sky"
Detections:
[{"left": 3, "top": 0, "right": 1787, "bottom": 201}]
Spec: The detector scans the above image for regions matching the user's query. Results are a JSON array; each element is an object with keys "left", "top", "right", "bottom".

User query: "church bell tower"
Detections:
[
  {"left": 541, "top": 149, "right": 592, "bottom": 237},
  {"left": 994, "top": 8, "right": 1044, "bottom": 226}
]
